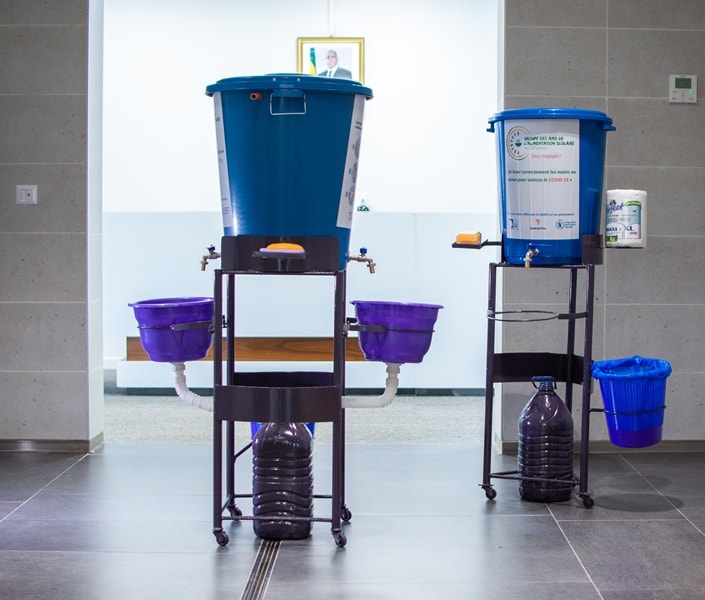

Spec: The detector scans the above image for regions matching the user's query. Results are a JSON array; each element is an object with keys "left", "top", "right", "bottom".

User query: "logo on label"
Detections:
[{"left": 506, "top": 126, "right": 531, "bottom": 160}]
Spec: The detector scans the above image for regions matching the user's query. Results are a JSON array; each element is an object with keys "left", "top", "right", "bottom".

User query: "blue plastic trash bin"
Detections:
[{"left": 592, "top": 355, "right": 672, "bottom": 448}]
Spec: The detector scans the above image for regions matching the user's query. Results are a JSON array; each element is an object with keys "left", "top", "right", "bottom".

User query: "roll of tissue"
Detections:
[{"left": 605, "top": 189, "right": 647, "bottom": 248}]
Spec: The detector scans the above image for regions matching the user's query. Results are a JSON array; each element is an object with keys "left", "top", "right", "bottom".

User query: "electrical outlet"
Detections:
[{"left": 16, "top": 185, "right": 38, "bottom": 205}]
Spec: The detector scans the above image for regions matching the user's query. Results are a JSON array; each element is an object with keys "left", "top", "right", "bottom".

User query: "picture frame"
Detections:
[{"left": 297, "top": 37, "right": 365, "bottom": 83}]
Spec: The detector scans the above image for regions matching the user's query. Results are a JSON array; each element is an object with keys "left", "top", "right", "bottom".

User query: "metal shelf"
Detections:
[
  {"left": 211, "top": 235, "right": 350, "bottom": 547},
  {"left": 480, "top": 261, "right": 596, "bottom": 508}
]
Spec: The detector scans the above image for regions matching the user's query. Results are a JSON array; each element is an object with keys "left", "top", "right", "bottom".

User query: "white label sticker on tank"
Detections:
[
  {"left": 337, "top": 95, "right": 366, "bottom": 229},
  {"left": 503, "top": 119, "right": 580, "bottom": 241},
  {"left": 213, "top": 92, "right": 235, "bottom": 235}
]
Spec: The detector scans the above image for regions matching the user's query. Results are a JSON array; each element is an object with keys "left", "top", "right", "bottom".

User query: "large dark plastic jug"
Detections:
[
  {"left": 518, "top": 377, "right": 574, "bottom": 502},
  {"left": 252, "top": 422, "right": 313, "bottom": 539}
]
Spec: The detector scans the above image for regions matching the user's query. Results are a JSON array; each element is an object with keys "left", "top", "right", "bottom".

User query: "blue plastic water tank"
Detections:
[
  {"left": 206, "top": 74, "right": 373, "bottom": 270},
  {"left": 488, "top": 108, "right": 615, "bottom": 265}
]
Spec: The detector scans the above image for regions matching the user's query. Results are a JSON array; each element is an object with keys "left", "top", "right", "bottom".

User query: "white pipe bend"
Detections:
[
  {"left": 170, "top": 361, "right": 402, "bottom": 413},
  {"left": 171, "top": 362, "right": 213, "bottom": 412},
  {"left": 343, "top": 363, "right": 401, "bottom": 409}
]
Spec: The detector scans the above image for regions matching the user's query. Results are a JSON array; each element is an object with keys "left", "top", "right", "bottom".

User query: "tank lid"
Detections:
[
  {"left": 488, "top": 107, "right": 613, "bottom": 125},
  {"left": 206, "top": 73, "right": 373, "bottom": 99}
]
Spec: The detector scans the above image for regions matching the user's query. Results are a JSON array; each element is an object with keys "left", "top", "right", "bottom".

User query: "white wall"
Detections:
[
  {"left": 110, "top": 211, "right": 500, "bottom": 389},
  {"left": 102, "top": 0, "right": 499, "bottom": 214}
]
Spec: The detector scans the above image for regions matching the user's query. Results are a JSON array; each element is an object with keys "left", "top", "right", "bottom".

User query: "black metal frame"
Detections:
[
  {"left": 480, "top": 261, "right": 596, "bottom": 507},
  {"left": 211, "top": 235, "right": 350, "bottom": 547}
]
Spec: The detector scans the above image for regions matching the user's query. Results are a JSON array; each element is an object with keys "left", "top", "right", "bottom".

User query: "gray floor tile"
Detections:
[
  {"left": 264, "top": 581, "right": 603, "bottom": 600},
  {"left": 621, "top": 454, "right": 705, "bottom": 508},
  {"left": 0, "top": 550, "right": 249, "bottom": 600},
  {"left": 0, "top": 501, "right": 21, "bottom": 519},
  {"left": 0, "top": 452, "right": 85, "bottom": 501},
  {"left": 561, "top": 520, "right": 705, "bottom": 591},
  {"left": 2, "top": 440, "right": 705, "bottom": 599}
]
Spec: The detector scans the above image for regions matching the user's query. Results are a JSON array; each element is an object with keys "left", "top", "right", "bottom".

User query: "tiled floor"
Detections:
[{"left": 1, "top": 440, "right": 705, "bottom": 599}]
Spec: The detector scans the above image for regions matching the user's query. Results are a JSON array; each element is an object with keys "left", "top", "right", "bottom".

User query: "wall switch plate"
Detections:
[{"left": 16, "top": 184, "right": 38, "bottom": 205}]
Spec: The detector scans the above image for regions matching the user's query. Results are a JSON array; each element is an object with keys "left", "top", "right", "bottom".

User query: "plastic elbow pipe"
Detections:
[
  {"left": 171, "top": 362, "right": 213, "bottom": 412},
  {"left": 342, "top": 363, "right": 401, "bottom": 409}
]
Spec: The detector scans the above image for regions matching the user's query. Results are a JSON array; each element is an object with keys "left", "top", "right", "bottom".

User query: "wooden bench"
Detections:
[{"left": 126, "top": 337, "right": 366, "bottom": 362}]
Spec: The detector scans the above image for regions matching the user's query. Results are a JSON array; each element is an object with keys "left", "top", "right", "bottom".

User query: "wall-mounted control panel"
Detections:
[{"left": 669, "top": 74, "right": 697, "bottom": 103}]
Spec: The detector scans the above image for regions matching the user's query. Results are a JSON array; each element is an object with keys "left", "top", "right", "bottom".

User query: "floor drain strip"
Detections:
[{"left": 240, "top": 539, "right": 281, "bottom": 600}]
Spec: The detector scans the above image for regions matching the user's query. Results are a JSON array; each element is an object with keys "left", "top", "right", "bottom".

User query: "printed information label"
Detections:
[{"left": 503, "top": 119, "right": 580, "bottom": 240}]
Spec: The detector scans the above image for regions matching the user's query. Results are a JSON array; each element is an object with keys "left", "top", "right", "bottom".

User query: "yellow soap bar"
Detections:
[
  {"left": 456, "top": 232, "right": 482, "bottom": 245},
  {"left": 265, "top": 242, "right": 305, "bottom": 251}
]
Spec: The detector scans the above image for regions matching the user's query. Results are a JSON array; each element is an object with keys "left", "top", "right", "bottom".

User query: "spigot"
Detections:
[
  {"left": 524, "top": 247, "right": 539, "bottom": 268},
  {"left": 200, "top": 245, "right": 221, "bottom": 271},
  {"left": 348, "top": 247, "right": 376, "bottom": 274}
]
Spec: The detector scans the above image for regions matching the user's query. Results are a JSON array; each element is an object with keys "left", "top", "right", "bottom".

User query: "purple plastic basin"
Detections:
[
  {"left": 351, "top": 300, "right": 443, "bottom": 364},
  {"left": 128, "top": 297, "right": 214, "bottom": 362}
]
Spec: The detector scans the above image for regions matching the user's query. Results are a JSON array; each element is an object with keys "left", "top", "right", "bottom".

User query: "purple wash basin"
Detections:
[
  {"left": 128, "top": 297, "right": 214, "bottom": 362},
  {"left": 351, "top": 300, "right": 443, "bottom": 364}
]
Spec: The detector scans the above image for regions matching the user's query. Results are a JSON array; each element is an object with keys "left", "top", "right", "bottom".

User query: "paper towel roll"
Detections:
[{"left": 605, "top": 189, "right": 647, "bottom": 248}]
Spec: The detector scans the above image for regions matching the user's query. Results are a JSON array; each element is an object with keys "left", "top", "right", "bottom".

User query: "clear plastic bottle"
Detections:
[
  {"left": 517, "top": 377, "right": 574, "bottom": 502},
  {"left": 252, "top": 422, "right": 313, "bottom": 539}
]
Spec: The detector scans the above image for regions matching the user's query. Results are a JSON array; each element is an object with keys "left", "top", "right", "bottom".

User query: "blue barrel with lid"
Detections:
[
  {"left": 488, "top": 108, "right": 615, "bottom": 266},
  {"left": 206, "top": 74, "right": 373, "bottom": 270}
]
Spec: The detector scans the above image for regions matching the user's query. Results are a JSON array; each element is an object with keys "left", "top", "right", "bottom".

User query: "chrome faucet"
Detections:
[
  {"left": 200, "top": 245, "right": 221, "bottom": 271},
  {"left": 348, "top": 247, "right": 376, "bottom": 274},
  {"left": 524, "top": 247, "right": 539, "bottom": 268}
]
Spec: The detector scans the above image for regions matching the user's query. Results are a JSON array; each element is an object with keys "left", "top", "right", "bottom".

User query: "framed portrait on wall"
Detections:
[{"left": 297, "top": 37, "right": 365, "bottom": 83}]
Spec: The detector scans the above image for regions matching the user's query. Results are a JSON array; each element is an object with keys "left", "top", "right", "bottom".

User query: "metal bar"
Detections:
[
  {"left": 213, "top": 269, "right": 224, "bottom": 534},
  {"left": 563, "top": 267, "right": 579, "bottom": 411},
  {"left": 579, "top": 263, "right": 596, "bottom": 500},
  {"left": 226, "top": 272, "right": 236, "bottom": 502},
  {"left": 332, "top": 269, "right": 346, "bottom": 535},
  {"left": 482, "top": 263, "right": 498, "bottom": 491}
]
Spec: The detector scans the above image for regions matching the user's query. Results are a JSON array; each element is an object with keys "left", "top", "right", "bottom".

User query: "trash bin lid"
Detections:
[
  {"left": 592, "top": 355, "right": 672, "bottom": 380},
  {"left": 206, "top": 73, "right": 373, "bottom": 99},
  {"left": 488, "top": 107, "right": 613, "bottom": 126}
]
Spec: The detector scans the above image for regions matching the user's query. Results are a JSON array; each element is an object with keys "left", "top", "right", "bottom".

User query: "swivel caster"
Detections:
[
  {"left": 228, "top": 505, "right": 242, "bottom": 519},
  {"left": 214, "top": 529, "right": 229, "bottom": 547},
  {"left": 581, "top": 494, "right": 595, "bottom": 509},
  {"left": 333, "top": 531, "right": 347, "bottom": 548},
  {"left": 341, "top": 506, "right": 352, "bottom": 522},
  {"left": 483, "top": 486, "right": 497, "bottom": 500}
]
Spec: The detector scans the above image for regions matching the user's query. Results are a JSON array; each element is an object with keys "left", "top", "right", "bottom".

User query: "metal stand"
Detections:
[
  {"left": 211, "top": 235, "right": 350, "bottom": 547},
  {"left": 480, "top": 260, "right": 596, "bottom": 507}
]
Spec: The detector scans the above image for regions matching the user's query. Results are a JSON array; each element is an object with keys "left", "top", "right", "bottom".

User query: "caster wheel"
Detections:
[
  {"left": 485, "top": 487, "right": 497, "bottom": 500},
  {"left": 341, "top": 506, "right": 352, "bottom": 522},
  {"left": 333, "top": 531, "right": 347, "bottom": 548},
  {"left": 582, "top": 495, "right": 595, "bottom": 509},
  {"left": 228, "top": 505, "right": 242, "bottom": 519},
  {"left": 214, "top": 530, "right": 229, "bottom": 546}
]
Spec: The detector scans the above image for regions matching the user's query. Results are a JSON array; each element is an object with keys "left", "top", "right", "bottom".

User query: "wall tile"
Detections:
[
  {"left": 609, "top": 0, "right": 705, "bottom": 30},
  {"left": 659, "top": 374, "right": 705, "bottom": 440},
  {"left": 0, "top": 25, "right": 87, "bottom": 94},
  {"left": 0, "top": 371, "right": 88, "bottom": 440},
  {"left": 608, "top": 30, "right": 705, "bottom": 99},
  {"left": 606, "top": 166, "right": 705, "bottom": 238},
  {"left": 0, "top": 233, "right": 87, "bottom": 302},
  {"left": 601, "top": 304, "right": 703, "bottom": 372},
  {"left": 0, "top": 0, "right": 88, "bottom": 25},
  {"left": 607, "top": 99, "right": 705, "bottom": 168},
  {"left": 0, "top": 95, "right": 87, "bottom": 164},
  {"left": 0, "top": 165, "right": 87, "bottom": 233},
  {"left": 0, "top": 302, "right": 87, "bottom": 371},
  {"left": 505, "top": 27, "right": 606, "bottom": 97},
  {"left": 504, "top": 96, "right": 608, "bottom": 111},
  {"left": 506, "top": 0, "right": 607, "bottom": 27},
  {"left": 604, "top": 236, "right": 705, "bottom": 305}
]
